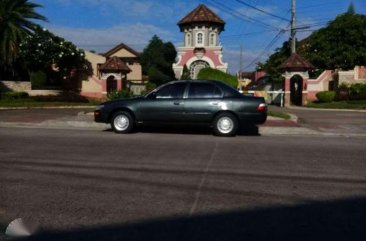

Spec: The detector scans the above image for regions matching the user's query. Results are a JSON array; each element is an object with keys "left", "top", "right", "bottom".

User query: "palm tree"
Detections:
[{"left": 0, "top": 0, "right": 47, "bottom": 66}]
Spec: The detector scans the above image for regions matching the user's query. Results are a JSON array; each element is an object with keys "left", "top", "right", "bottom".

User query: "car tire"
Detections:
[
  {"left": 111, "top": 111, "right": 134, "bottom": 134},
  {"left": 212, "top": 112, "right": 238, "bottom": 137}
]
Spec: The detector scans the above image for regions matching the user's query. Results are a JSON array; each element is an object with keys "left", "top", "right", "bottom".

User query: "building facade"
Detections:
[
  {"left": 173, "top": 4, "right": 228, "bottom": 79},
  {"left": 81, "top": 43, "right": 144, "bottom": 98}
]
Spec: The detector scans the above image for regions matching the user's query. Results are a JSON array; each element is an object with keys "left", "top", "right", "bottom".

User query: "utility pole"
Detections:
[
  {"left": 290, "top": 0, "right": 296, "bottom": 54},
  {"left": 239, "top": 45, "right": 243, "bottom": 74}
]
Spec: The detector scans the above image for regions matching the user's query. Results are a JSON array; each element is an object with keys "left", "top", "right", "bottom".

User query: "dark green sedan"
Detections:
[{"left": 94, "top": 80, "right": 267, "bottom": 136}]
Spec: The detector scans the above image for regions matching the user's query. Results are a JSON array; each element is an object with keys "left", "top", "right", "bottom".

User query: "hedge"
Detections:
[
  {"left": 1, "top": 91, "right": 29, "bottom": 100},
  {"left": 197, "top": 68, "right": 238, "bottom": 88},
  {"left": 316, "top": 91, "right": 336, "bottom": 103}
]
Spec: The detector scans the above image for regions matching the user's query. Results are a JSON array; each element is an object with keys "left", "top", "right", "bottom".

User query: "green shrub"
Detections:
[
  {"left": 197, "top": 68, "right": 238, "bottom": 88},
  {"left": 107, "top": 90, "right": 131, "bottom": 101},
  {"left": 30, "top": 71, "right": 47, "bottom": 90},
  {"left": 31, "top": 92, "right": 89, "bottom": 102},
  {"left": 316, "top": 91, "right": 336, "bottom": 103},
  {"left": 349, "top": 82, "right": 366, "bottom": 100},
  {"left": 1, "top": 91, "right": 29, "bottom": 100}
]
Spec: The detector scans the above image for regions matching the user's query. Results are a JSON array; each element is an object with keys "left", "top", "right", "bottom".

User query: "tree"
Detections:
[
  {"left": 197, "top": 68, "right": 238, "bottom": 88},
  {"left": 19, "top": 26, "right": 92, "bottom": 90},
  {"left": 181, "top": 64, "right": 191, "bottom": 80},
  {"left": 0, "top": 0, "right": 47, "bottom": 66},
  {"left": 347, "top": 2, "right": 355, "bottom": 14},
  {"left": 257, "top": 41, "right": 291, "bottom": 83},
  {"left": 299, "top": 10, "right": 366, "bottom": 70},
  {"left": 140, "top": 35, "right": 177, "bottom": 86},
  {"left": 258, "top": 7, "right": 366, "bottom": 82}
]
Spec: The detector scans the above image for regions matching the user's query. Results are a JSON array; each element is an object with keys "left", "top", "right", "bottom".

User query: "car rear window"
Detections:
[
  {"left": 188, "top": 83, "right": 222, "bottom": 98},
  {"left": 213, "top": 81, "right": 242, "bottom": 98}
]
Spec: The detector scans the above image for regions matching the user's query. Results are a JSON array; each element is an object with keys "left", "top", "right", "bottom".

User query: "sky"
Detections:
[{"left": 33, "top": 0, "right": 366, "bottom": 74}]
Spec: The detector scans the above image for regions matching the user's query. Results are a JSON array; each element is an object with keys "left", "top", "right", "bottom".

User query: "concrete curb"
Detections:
[
  {"left": 287, "top": 106, "right": 366, "bottom": 113},
  {"left": 0, "top": 121, "right": 108, "bottom": 130}
]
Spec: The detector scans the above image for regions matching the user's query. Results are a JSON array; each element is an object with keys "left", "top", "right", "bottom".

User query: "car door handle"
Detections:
[
  {"left": 210, "top": 102, "right": 219, "bottom": 106},
  {"left": 173, "top": 102, "right": 183, "bottom": 105}
]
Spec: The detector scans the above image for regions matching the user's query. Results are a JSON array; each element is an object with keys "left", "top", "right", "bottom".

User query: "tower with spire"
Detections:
[{"left": 173, "top": 4, "right": 228, "bottom": 79}]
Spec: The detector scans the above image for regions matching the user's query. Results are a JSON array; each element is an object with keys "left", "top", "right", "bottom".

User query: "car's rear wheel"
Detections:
[
  {"left": 111, "top": 111, "right": 134, "bottom": 133},
  {"left": 213, "top": 113, "right": 238, "bottom": 137}
]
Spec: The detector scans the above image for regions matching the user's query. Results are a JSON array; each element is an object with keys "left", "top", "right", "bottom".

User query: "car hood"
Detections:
[{"left": 102, "top": 96, "right": 143, "bottom": 106}]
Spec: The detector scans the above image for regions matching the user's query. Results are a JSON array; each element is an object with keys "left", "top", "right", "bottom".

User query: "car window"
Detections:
[
  {"left": 188, "top": 83, "right": 222, "bottom": 99},
  {"left": 156, "top": 83, "right": 186, "bottom": 99},
  {"left": 214, "top": 81, "right": 242, "bottom": 98}
]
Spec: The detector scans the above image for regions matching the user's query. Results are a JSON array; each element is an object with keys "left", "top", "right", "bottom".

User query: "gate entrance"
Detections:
[
  {"left": 107, "top": 76, "right": 117, "bottom": 93},
  {"left": 290, "top": 75, "right": 303, "bottom": 106}
]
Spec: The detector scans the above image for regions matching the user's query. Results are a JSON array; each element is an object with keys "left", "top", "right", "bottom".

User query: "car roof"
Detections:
[
  {"left": 165, "top": 80, "right": 241, "bottom": 98},
  {"left": 169, "top": 79, "right": 223, "bottom": 84}
]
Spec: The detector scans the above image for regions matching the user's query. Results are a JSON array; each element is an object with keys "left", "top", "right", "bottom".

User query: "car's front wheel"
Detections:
[
  {"left": 111, "top": 111, "right": 134, "bottom": 133},
  {"left": 213, "top": 113, "right": 238, "bottom": 137}
]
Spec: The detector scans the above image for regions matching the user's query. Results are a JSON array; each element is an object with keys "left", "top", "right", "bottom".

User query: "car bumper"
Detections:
[
  {"left": 94, "top": 110, "right": 109, "bottom": 123},
  {"left": 238, "top": 113, "right": 267, "bottom": 124}
]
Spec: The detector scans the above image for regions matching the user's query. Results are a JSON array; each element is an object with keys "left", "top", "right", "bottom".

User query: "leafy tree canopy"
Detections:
[
  {"left": 19, "top": 26, "right": 92, "bottom": 90},
  {"left": 299, "top": 11, "right": 366, "bottom": 70},
  {"left": 197, "top": 68, "right": 238, "bottom": 88},
  {"left": 0, "top": 0, "right": 47, "bottom": 65},
  {"left": 140, "top": 35, "right": 177, "bottom": 86},
  {"left": 258, "top": 7, "right": 366, "bottom": 82}
]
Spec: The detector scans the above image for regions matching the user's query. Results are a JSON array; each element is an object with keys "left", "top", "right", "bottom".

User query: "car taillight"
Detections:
[
  {"left": 257, "top": 103, "right": 267, "bottom": 111},
  {"left": 94, "top": 111, "right": 101, "bottom": 116}
]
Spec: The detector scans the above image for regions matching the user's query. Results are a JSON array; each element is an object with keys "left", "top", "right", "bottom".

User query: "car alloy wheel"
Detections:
[
  {"left": 213, "top": 112, "right": 238, "bottom": 136},
  {"left": 217, "top": 117, "right": 234, "bottom": 134},
  {"left": 111, "top": 111, "right": 134, "bottom": 133}
]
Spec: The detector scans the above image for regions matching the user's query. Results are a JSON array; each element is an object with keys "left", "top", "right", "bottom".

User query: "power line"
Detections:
[
  {"left": 299, "top": 0, "right": 345, "bottom": 10},
  {"left": 205, "top": 0, "right": 283, "bottom": 31},
  {"left": 244, "top": 29, "right": 286, "bottom": 69},
  {"left": 221, "top": 30, "right": 276, "bottom": 38},
  {"left": 235, "top": 0, "right": 290, "bottom": 22}
]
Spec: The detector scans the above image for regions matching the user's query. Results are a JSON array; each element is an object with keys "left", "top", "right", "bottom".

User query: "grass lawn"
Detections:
[
  {"left": 306, "top": 100, "right": 366, "bottom": 110},
  {"left": 268, "top": 111, "right": 291, "bottom": 120},
  {"left": 0, "top": 98, "right": 101, "bottom": 108}
]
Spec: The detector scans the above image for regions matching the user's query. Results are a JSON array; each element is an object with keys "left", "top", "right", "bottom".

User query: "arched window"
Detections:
[
  {"left": 210, "top": 32, "right": 216, "bottom": 46},
  {"left": 196, "top": 32, "right": 203, "bottom": 46},
  {"left": 186, "top": 33, "right": 191, "bottom": 46}
]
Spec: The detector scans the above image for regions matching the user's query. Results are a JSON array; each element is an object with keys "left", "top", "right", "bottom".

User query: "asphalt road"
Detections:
[{"left": 1, "top": 127, "right": 365, "bottom": 240}]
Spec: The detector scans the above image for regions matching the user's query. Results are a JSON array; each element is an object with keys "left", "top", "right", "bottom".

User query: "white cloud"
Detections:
[
  {"left": 46, "top": 23, "right": 175, "bottom": 53},
  {"left": 55, "top": 0, "right": 176, "bottom": 19}
]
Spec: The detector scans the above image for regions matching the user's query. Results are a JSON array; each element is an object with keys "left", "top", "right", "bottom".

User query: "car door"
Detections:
[
  {"left": 184, "top": 82, "right": 223, "bottom": 123},
  {"left": 138, "top": 82, "right": 187, "bottom": 123}
]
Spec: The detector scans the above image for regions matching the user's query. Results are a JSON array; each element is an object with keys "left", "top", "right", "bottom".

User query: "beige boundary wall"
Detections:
[
  {"left": 0, "top": 80, "right": 31, "bottom": 92},
  {"left": 0, "top": 81, "right": 61, "bottom": 96}
]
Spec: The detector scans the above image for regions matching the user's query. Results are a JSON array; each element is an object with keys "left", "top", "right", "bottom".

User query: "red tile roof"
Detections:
[
  {"left": 104, "top": 43, "right": 140, "bottom": 57},
  {"left": 279, "top": 53, "right": 314, "bottom": 71},
  {"left": 178, "top": 4, "right": 225, "bottom": 30},
  {"left": 99, "top": 56, "right": 131, "bottom": 73}
]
